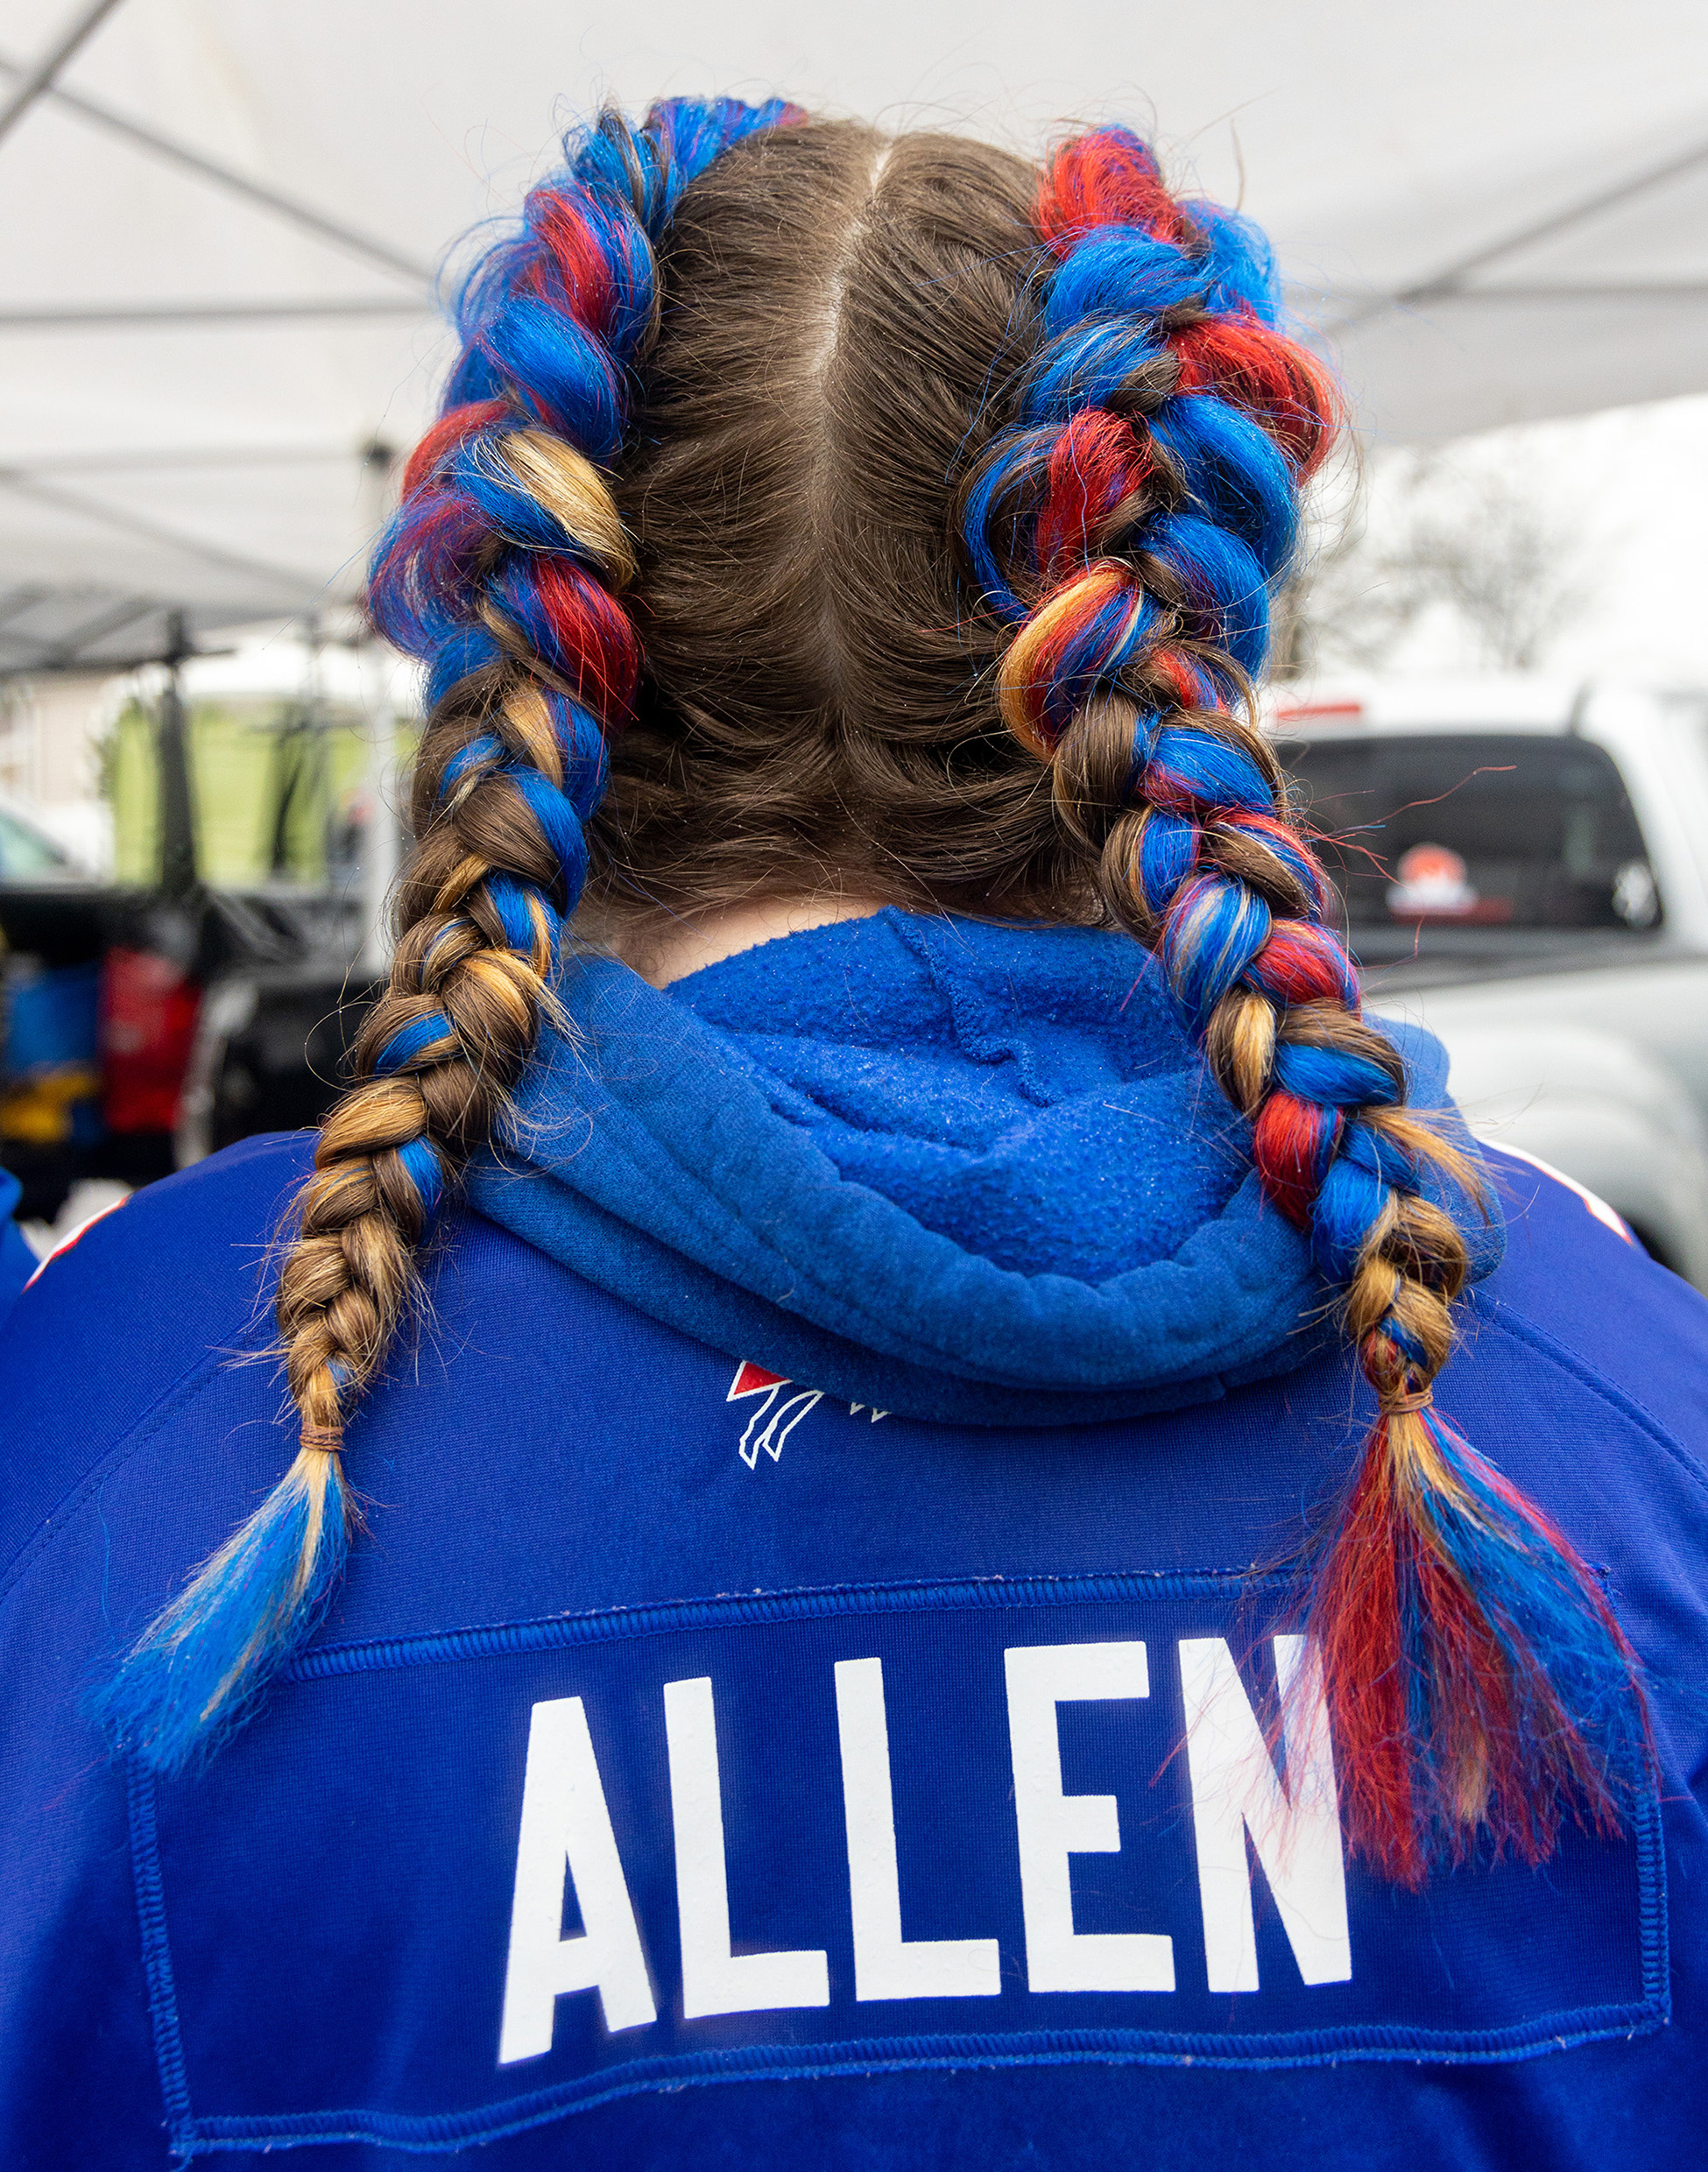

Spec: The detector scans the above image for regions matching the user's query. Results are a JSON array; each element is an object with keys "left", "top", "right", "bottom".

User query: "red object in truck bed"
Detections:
[{"left": 101, "top": 948, "right": 201, "bottom": 1134}]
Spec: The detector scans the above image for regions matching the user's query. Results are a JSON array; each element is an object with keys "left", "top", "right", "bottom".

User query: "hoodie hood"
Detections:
[{"left": 466, "top": 910, "right": 1501, "bottom": 1426}]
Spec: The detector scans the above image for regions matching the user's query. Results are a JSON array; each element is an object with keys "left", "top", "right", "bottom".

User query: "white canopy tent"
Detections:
[{"left": 2, "top": 0, "right": 1705, "bottom": 670}]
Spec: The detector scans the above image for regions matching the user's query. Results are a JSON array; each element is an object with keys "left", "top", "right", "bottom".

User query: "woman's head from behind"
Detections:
[
  {"left": 599, "top": 122, "right": 1055, "bottom": 923},
  {"left": 102, "top": 101, "right": 1646, "bottom": 1889},
  {"left": 353, "top": 106, "right": 1386, "bottom": 1469},
  {"left": 593, "top": 116, "right": 1328, "bottom": 930}
]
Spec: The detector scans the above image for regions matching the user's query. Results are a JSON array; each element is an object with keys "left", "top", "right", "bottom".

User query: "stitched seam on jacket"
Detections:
[
  {"left": 144, "top": 1584, "right": 1668, "bottom": 2150},
  {"left": 125, "top": 1758, "right": 195, "bottom": 2157},
  {"left": 141, "top": 1796, "right": 1672, "bottom": 2154},
  {"left": 287, "top": 1567, "right": 1291, "bottom": 1681},
  {"left": 173, "top": 1993, "right": 1671, "bottom": 2156}
]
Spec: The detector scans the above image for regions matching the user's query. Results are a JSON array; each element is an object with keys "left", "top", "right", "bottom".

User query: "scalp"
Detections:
[{"left": 600, "top": 121, "right": 1069, "bottom": 920}]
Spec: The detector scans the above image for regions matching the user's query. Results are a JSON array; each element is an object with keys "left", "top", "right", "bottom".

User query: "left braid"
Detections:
[{"left": 97, "top": 97, "right": 802, "bottom": 1774}]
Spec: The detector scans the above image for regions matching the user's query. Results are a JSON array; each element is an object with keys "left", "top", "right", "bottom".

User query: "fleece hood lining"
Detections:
[{"left": 468, "top": 912, "right": 1500, "bottom": 1423}]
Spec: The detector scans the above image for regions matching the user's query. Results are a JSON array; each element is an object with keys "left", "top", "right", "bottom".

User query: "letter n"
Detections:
[{"left": 1179, "top": 1636, "right": 1352, "bottom": 1995}]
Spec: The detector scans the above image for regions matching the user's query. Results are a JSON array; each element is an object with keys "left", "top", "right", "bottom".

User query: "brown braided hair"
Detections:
[{"left": 102, "top": 105, "right": 1644, "bottom": 1894}]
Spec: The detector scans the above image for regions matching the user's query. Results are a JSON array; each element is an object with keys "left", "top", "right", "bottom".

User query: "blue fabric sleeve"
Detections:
[{"left": 0, "top": 1168, "right": 34, "bottom": 1336}]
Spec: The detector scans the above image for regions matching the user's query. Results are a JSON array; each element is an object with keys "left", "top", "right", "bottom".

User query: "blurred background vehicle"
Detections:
[
  {"left": 0, "top": 622, "right": 398, "bottom": 1228},
  {"left": 1274, "top": 677, "right": 1708, "bottom": 1286}
]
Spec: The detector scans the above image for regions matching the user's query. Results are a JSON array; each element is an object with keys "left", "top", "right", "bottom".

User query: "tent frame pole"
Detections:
[
  {"left": 0, "top": 0, "right": 126, "bottom": 151},
  {"left": 156, "top": 612, "right": 199, "bottom": 903}
]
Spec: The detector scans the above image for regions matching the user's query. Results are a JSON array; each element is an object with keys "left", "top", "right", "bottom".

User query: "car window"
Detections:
[
  {"left": 0, "top": 806, "right": 70, "bottom": 878},
  {"left": 1276, "top": 732, "right": 1660, "bottom": 940}
]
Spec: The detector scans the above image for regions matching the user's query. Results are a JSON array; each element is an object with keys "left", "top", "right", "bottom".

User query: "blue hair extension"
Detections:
[
  {"left": 376, "top": 1011, "right": 457, "bottom": 1074},
  {"left": 396, "top": 1137, "right": 449, "bottom": 1218},
  {"left": 546, "top": 690, "right": 612, "bottom": 815},
  {"left": 505, "top": 763, "right": 592, "bottom": 904},
  {"left": 450, "top": 440, "right": 598, "bottom": 561},
  {"left": 1021, "top": 319, "right": 1170, "bottom": 425},
  {"left": 1147, "top": 395, "right": 1297, "bottom": 568},
  {"left": 1272, "top": 1041, "right": 1401, "bottom": 1110},
  {"left": 1308, "top": 1153, "right": 1393, "bottom": 1282},
  {"left": 1135, "top": 807, "right": 1199, "bottom": 907},
  {"left": 1340, "top": 1114, "right": 1422, "bottom": 1188},
  {"left": 1042, "top": 226, "right": 1207, "bottom": 329},
  {"left": 422, "top": 626, "right": 507, "bottom": 714},
  {"left": 1038, "top": 585, "right": 1161, "bottom": 741},
  {"left": 474, "top": 299, "right": 627, "bottom": 457},
  {"left": 438, "top": 733, "right": 505, "bottom": 796},
  {"left": 483, "top": 871, "right": 554, "bottom": 956},
  {"left": 1181, "top": 198, "right": 1283, "bottom": 323},
  {"left": 95, "top": 1445, "right": 350, "bottom": 1774},
  {"left": 1160, "top": 871, "right": 1273, "bottom": 1019},
  {"left": 1147, "top": 723, "right": 1274, "bottom": 812},
  {"left": 960, "top": 441, "right": 1048, "bottom": 621},
  {"left": 1143, "top": 511, "right": 1270, "bottom": 674}
]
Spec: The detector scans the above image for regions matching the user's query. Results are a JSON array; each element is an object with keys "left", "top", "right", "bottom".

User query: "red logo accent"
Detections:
[
  {"left": 724, "top": 1361, "right": 888, "bottom": 1470},
  {"left": 726, "top": 1359, "right": 820, "bottom": 1468},
  {"left": 727, "top": 1360, "right": 787, "bottom": 1400}
]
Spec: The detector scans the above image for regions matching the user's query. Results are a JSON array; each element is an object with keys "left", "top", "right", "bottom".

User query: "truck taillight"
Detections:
[{"left": 102, "top": 949, "right": 201, "bottom": 1135}]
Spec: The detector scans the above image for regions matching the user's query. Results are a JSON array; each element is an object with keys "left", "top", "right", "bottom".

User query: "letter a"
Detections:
[{"left": 498, "top": 1696, "right": 657, "bottom": 2064}]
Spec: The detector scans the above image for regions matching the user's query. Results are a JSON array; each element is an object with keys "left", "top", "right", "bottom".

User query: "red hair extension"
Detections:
[
  {"left": 1036, "top": 411, "right": 1152, "bottom": 578},
  {"left": 1170, "top": 314, "right": 1341, "bottom": 480},
  {"left": 1310, "top": 1406, "right": 1643, "bottom": 1885},
  {"left": 529, "top": 189, "right": 621, "bottom": 335},
  {"left": 1245, "top": 920, "right": 1359, "bottom": 1009},
  {"left": 530, "top": 557, "right": 642, "bottom": 718},
  {"left": 1146, "top": 643, "right": 1209, "bottom": 711},
  {"left": 401, "top": 398, "right": 512, "bottom": 502},
  {"left": 1309, "top": 1431, "right": 1426, "bottom": 1884},
  {"left": 1134, "top": 759, "right": 1205, "bottom": 819},
  {"left": 1035, "top": 129, "right": 1194, "bottom": 257},
  {"left": 1253, "top": 1091, "right": 1341, "bottom": 1226},
  {"left": 371, "top": 491, "right": 489, "bottom": 618}
]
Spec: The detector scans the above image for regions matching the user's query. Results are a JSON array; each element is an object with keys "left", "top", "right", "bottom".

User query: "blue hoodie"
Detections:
[{"left": 2, "top": 912, "right": 1705, "bottom": 2172}]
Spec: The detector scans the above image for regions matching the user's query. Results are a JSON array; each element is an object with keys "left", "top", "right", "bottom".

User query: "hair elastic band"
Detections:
[{"left": 1382, "top": 1386, "right": 1434, "bottom": 1416}]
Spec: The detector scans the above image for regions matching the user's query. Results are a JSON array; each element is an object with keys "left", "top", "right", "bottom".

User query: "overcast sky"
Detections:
[{"left": 1357, "top": 391, "right": 1708, "bottom": 689}]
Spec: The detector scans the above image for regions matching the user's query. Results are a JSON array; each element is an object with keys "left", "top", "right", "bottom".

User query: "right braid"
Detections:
[
  {"left": 963, "top": 126, "right": 1648, "bottom": 1884},
  {"left": 98, "top": 97, "right": 801, "bottom": 1774}
]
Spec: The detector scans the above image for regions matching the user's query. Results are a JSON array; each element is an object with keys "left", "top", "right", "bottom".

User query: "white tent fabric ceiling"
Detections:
[{"left": 1, "top": 0, "right": 1704, "bottom": 669}]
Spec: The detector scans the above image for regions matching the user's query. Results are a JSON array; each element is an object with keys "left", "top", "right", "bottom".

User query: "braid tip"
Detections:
[{"left": 1305, "top": 1388, "right": 1649, "bottom": 1886}]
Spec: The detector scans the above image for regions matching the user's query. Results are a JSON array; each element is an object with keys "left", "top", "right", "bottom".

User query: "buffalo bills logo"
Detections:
[{"left": 726, "top": 1362, "right": 886, "bottom": 1469}]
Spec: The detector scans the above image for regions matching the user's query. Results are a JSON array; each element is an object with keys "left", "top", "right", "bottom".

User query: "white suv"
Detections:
[{"left": 1269, "top": 675, "right": 1708, "bottom": 1289}]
